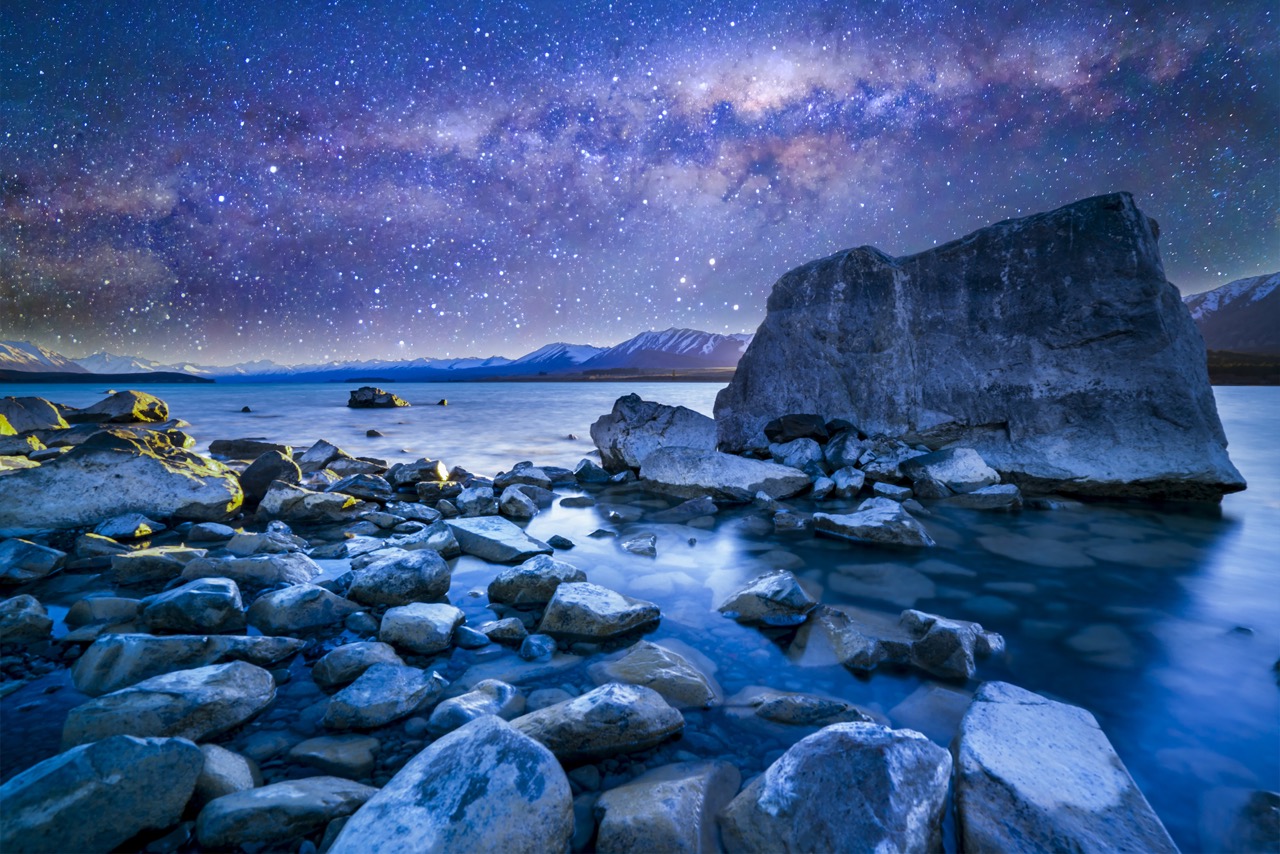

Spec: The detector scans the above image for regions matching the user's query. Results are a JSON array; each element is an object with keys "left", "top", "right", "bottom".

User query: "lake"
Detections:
[{"left": 2, "top": 380, "right": 1277, "bottom": 851}]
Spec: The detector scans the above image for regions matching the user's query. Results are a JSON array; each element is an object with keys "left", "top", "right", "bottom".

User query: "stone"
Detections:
[
  {"left": 111, "top": 545, "right": 208, "bottom": 586},
  {"left": 209, "top": 438, "right": 292, "bottom": 460},
  {"left": 510, "top": 682, "right": 684, "bottom": 761},
  {"left": 620, "top": 532, "right": 657, "bottom": 556},
  {"left": 648, "top": 495, "right": 719, "bottom": 523},
  {"left": 239, "top": 450, "right": 302, "bottom": 504},
  {"left": 0, "top": 735, "right": 203, "bottom": 854},
  {"left": 900, "top": 447, "right": 999, "bottom": 494},
  {"left": 65, "top": 595, "right": 141, "bottom": 627},
  {"left": 447, "top": 516, "right": 552, "bottom": 563},
  {"left": 477, "top": 617, "right": 528, "bottom": 645},
  {"left": 188, "top": 521, "right": 237, "bottom": 542},
  {"left": 0, "top": 396, "right": 68, "bottom": 432},
  {"left": 0, "top": 538, "right": 66, "bottom": 584},
  {"left": 955, "top": 681, "right": 1177, "bottom": 852},
  {"left": 727, "top": 686, "right": 875, "bottom": 727},
  {"left": 247, "top": 584, "right": 362, "bottom": 634},
  {"left": 716, "top": 193, "right": 1246, "bottom": 500},
  {"left": 488, "top": 554, "right": 587, "bottom": 606},
  {"left": 574, "top": 457, "right": 612, "bottom": 483},
  {"left": 224, "top": 529, "right": 304, "bottom": 555},
  {"left": 388, "top": 457, "right": 449, "bottom": 487},
  {"left": 140, "top": 577, "right": 245, "bottom": 634},
  {"left": 594, "top": 760, "right": 741, "bottom": 854},
  {"left": 348, "top": 386, "right": 410, "bottom": 408},
  {"left": 181, "top": 552, "right": 322, "bottom": 591},
  {"left": 322, "top": 663, "right": 448, "bottom": 729},
  {"left": 942, "top": 483, "right": 1024, "bottom": 511},
  {"left": 872, "top": 481, "right": 913, "bottom": 501},
  {"left": 427, "top": 679, "right": 525, "bottom": 735},
  {"left": 639, "top": 447, "right": 811, "bottom": 502},
  {"left": 539, "top": 582, "right": 660, "bottom": 640},
  {"left": 72, "top": 632, "right": 304, "bottom": 696},
  {"left": 258, "top": 481, "right": 367, "bottom": 524},
  {"left": 313, "top": 642, "right": 405, "bottom": 690},
  {"left": 590, "top": 393, "right": 717, "bottom": 471},
  {"left": 455, "top": 485, "right": 497, "bottom": 516},
  {"left": 0, "top": 455, "right": 42, "bottom": 472},
  {"left": 329, "top": 716, "right": 573, "bottom": 854},
  {"left": 0, "top": 594, "right": 53, "bottom": 643},
  {"left": 297, "top": 439, "right": 350, "bottom": 472},
  {"left": 717, "top": 569, "right": 817, "bottom": 626},
  {"left": 900, "top": 609, "right": 1005, "bottom": 679},
  {"left": 830, "top": 465, "right": 866, "bottom": 498},
  {"left": 0, "top": 429, "right": 242, "bottom": 532},
  {"left": 379, "top": 602, "right": 465, "bottom": 654},
  {"left": 94, "top": 511, "right": 164, "bottom": 539},
  {"left": 196, "top": 743, "right": 260, "bottom": 805},
  {"left": 289, "top": 735, "right": 381, "bottom": 778},
  {"left": 499, "top": 485, "right": 538, "bottom": 518},
  {"left": 63, "top": 660, "right": 277, "bottom": 747},
  {"left": 824, "top": 431, "right": 871, "bottom": 469},
  {"left": 383, "top": 519, "right": 461, "bottom": 558},
  {"left": 346, "top": 548, "right": 451, "bottom": 606},
  {"left": 770, "top": 438, "right": 827, "bottom": 478},
  {"left": 384, "top": 500, "right": 443, "bottom": 523},
  {"left": 764, "top": 413, "right": 829, "bottom": 444},
  {"left": 494, "top": 463, "right": 554, "bottom": 491},
  {"left": 588, "top": 641, "right": 721, "bottom": 709},
  {"left": 548, "top": 534, "right": 575, "bottom": 549},
  {"left": 69, "top": 389, "right": 168, "bottom": 423},
  {"left": 196, "top": 776, "right": 377, "bottom": 849},
  {"left": 520, "top": 633, "right": 558, "bottom": 661},
  {"left": 326, "top": 473, "right": 394, "bottom": 502},
  {"left": 813, "top": 498, "right": 936, "bottom": 547}
]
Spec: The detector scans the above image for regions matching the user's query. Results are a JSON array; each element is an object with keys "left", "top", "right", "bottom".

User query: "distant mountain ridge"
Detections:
[
  {"left": 1, "top": 327, "right": 753, "bottom": 382},
  {"left": 1184, "top": 272, "right": 1280, "bottom": 354}
]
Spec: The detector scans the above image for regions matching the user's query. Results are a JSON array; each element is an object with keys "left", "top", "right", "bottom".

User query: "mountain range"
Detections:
[
  {"left": 0, "top": 327, "right": 753, "bottom": 382},
  {"left": 1182, "top": 272, "right": 1279, "bottom": 354}
]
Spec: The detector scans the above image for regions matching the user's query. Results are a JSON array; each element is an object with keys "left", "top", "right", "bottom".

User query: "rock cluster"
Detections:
[{"left": 347, "top": 386, "right": 410, "bottom": 408}]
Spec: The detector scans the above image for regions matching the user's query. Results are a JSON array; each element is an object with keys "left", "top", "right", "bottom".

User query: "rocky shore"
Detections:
[{"left": 3, "top": 385, "right": 1259, "bottom": 853}]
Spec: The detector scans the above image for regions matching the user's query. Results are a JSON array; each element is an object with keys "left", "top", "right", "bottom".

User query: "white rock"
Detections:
[{"left": 379, "top": 602, "right": 465, "bottom": 654}]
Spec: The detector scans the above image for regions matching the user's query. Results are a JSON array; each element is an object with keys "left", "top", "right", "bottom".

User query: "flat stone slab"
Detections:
[{"left": 447, "top": 516, "right": 552, "bottom": 563}]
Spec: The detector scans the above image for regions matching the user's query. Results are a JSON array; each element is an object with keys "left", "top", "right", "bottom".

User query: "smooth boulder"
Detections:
[
  {"left": 588, "top": 641, "right": 721, "bottom": 709},
  {"left": 594, "top": 760, "right": 741, "bottom": 854},
  {"left": 538, "top": 582, "right": 660, "bottom": 640},
  {"left": 488, "top": 554, "right": 587, "bottom": 606},
  {"left": 322, "top": 663, "right": 448, "bottom": 729},
  {"left": 348, "top": 386, "right": 410, "bottom": 408},
  {"left": 813, "top": 498, "right": 936, "bottom": 548},
  {"left": 717, "top": 569, "right": 817, "bottom": 627},
  {"left": 639, "top": 447, "right": 811, "bottom": 502},
  {"left": 0, "top": 538, "right": 66, "bottom": 584},
  {"left": 590, "top": 393, "right": 717, "bottom": 471},
  {"left": 447, "top": 516, "right": 552, "bottom": 563},
  {"left": 196, "top": 776, "right": 377, "bottom": 849},
  {"left": 511, "top": 683, "right": 684, "bottom": 761},
  {"left": 346, "top": 547, "right": 451, "bottom": 606},
  {"left": 72, "top": 632, "right": 304, "bottom": 696},
  {"left": 139, "top": 576, "right": 245, "bottom": 634}
]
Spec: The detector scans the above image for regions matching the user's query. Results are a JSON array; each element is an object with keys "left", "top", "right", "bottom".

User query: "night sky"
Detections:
[{"left": 1, "top": 0, "right": 1275, "bottom": 365}]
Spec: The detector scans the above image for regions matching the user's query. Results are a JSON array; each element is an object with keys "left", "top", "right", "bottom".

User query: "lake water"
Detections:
[{"left": 2, "top": 380, "right": 1277, "bottom": 851}]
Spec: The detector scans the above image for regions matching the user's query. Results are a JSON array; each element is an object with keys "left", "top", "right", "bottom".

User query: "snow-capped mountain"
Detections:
[
  {"left": 73, "top": 352, "right": 210, "bottom": 375},
  {"left": 511, "top": 343, "right": 606, "bottom": 371},
  {"left": 1184, "top": 272, "right": 1280, "bottom": 354},
  {"left": 0, "top": 341, "right": 89, "bottom": 373},
  {"left": 580, "top": 328, "right": 753, "bottom": 370}
]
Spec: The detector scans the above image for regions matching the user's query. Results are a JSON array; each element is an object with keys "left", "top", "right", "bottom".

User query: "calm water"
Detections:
[{"left": 3, "top": 380, "right": 1277, "bottom": 851}]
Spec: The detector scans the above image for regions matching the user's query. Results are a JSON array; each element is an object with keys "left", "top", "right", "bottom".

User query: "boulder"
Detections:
[
  {"left": 110, "top": 545, "right": 208, "bottom": 586},
  {"left": 238, "top": 451, "right": 302, "bottom": 504},
  {"left": 288, "top": 735, "right": 381, "bottom": 778},
  {"left": 494, "top": 462, "right": 554, "bottom": 491},
  {"left": 715, "top": 192, "right": 1245, "bottom": 500},
  {"left": 770, "top": 438, "right": 827, "bottom": 476},
  {"left": 63, "top": 660, "right": 277, "bottom": 747},
  {"left": 313, "top": 642, "right": 405, "bottom": 690},
  {"left": 0, "top": 594, "right": 53, "bottom": 643},
  {"left": 590, "top": 393, "right": 717, "bottom": 472},
  {"left": 588, "top": 641, "right": 721, "bottom": 709},
  {"left": 594, "top": 760, "right": 741, "bottom": 854},
  {"left": 180, "top": 551, "right": 321, "bottom": 588},
  {"left": 720, "top": 722, "right": 951, "bottom": 852},
  {"left": 388, "top": 457, "right": 449, "bottom": 487},
  {"left": 900, "top": 609, "right": 1004, "bottom": 679},
  {"left": 447, "top": 516, "right": 552, "bottom": 563},
  {"left": 94, "top": 511, "right": 164, "bottom": 539},
  {"left": 456, "top": 485, "right": 498, "bottom": 516},
  {"left": 574, "top": 458, "right": 612, "bottom": 483},
  {"left": 823, "top": 431, "right": 871, "bottom": 469},
  {"left": 195, "top": 743, "right": 260, "bottom": 805},
  {"left": 329, "top": 716, "right": 573, "bottom": 854},
  {"left": 427, "top": 679, "right": 525, "bottom": 735},
  {"left": 224, "top": 529, "right": 304, "bottom": 555},
  {"left": 72, "top": 632, "right": 304, "bottom": 696},
  {"left": 65, "top": 595, "right": 140, "bottom": 627},
  {"left": 327, "top": 473, "right": 394, "bottom": 503},
  {"left": 0, "top": 538, "right": 66, "bottom": 584},
  {"left": 620, "top": 532, "right": 657, "bottom": 556},
  {"left": 209, "top": 438, "right": 292, "bottom": 460},
  {"left": 380, "top": 602, "right": 465, "bottom": 654},
  {"left": 246, "top": 584, "right": 362, "bottom": 635},
  {"left": 830, "top": 465, "right": 866, "bottom": 498},
  {"left": 347, "top": 386, "right": 410, "bottom": 408},
  {"left": 717, "top": 569, "right": 817, "bottom": 626},
  {"left": 647, "top": 495, "right": 719, "bottom": 523},
  {"left": 900, "top": 447, "right": 999, "bottom": 494},
  {"left": 322, "top": 663, "right": 448, "bottom": 729},
  {"left": 382, "top": 519, "right": 461, "bottom": 558},
  {"left": 0, "top": 396, "right": 68, "bottom": 432},
  {"left": 258, "top": 480, "right": 367, "bottom": 524},
  {"left": 510, "top": 683, "right": 684, "bottom": 761},
  {"left": 0, "top": 429, "right": 242, "bottom": 532},
  {"left": 954, "top": 681, "right": 1178, "bottom": 852},
  {"left": 538, "top": 582, "right": 660, "bottom": 640},
  {"left": 196, "top": 776, "right": 377, "bottom": 849},
  {"left": 499, "top": 485, "right": 538, "bottom": 519},
  {"left": 140, "top": 577, "right": 245, "bottom": 634},
  {"left": 942, "top": 483, "right": 1024, "bottom": 511},
  {"left": 638, "top": 447, "right": 811, "bottom": 502},
  {"left": 813, "top": 498, "right": 936, "bottom": 548},
  {"left": 488, "top": 554, "right": 587, "bottom": 606},
  {"left": 298, "top": 439, "right": 351, "bottom": 473},
  {"left": 0, "top": 735, "right": 203, "bottom": 854},
  {"left": 65, "top": 389, "right": 168, "bottom": 424},
  {"left": 346, "top": 547, "right": 451, "bottom": 606},
  {"left": 476, "top": 617, "right": 527, "bottom": 645}
]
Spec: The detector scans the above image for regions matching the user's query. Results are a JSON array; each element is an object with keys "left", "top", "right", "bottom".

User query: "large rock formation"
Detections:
[
  {"left": 715, "top": 193, "right": 1245, "bottom": 500},
  {"left": 590, "top": 393, "right": 716, "bottom": 471}
]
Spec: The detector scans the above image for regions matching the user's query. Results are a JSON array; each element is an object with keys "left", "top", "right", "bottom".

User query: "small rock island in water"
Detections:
[{"left": 0, "top": 195, "right": 1270, "bottom": 853}]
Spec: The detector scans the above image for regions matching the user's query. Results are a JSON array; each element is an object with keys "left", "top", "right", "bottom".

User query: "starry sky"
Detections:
[{"left": 1, "top": 0, "right": 1276, "bottom": 365}]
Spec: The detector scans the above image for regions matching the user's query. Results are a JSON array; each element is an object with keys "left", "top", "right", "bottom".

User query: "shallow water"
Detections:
[{"left": 2, "top": 381, "right": 1277, "bottom": 851}]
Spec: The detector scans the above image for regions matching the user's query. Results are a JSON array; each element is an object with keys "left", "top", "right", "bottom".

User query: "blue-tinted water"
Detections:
[{"left": 2, "top": 380, "right": 1276, "bottom": 850}]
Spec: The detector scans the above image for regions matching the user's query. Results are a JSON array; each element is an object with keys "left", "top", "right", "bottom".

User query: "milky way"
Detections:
[{"left": 1, "top": 0, "right": 1275, "bottom": 364}]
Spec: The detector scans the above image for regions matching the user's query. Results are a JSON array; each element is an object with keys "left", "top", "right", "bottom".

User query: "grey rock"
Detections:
[
  {"left": 387, "top": 457, "right": 449, "bottom": 487},
  {"left": 647, "top": 495, "right": 719, "bottom": 523},
  {"left": 955, "top": 681, "right": 1177, "bottom": 852},
  {"left": 0, "top": 594, "right": 53, "bottom": 643},
  {"left": 588, "top": 641, "right": 721, "bottom": 709},
  {"left": 289, "top": 735, "right": 381, "bottom": 778},
  {"left": 488, "top": 554, "right": 587, "bottom": 606},
  {"left": 901, "top": 447, "right": 1000, "bottom": 494},
  {"left": 111, "top": 545, "right": 208, "bottom": 586},
  {"left": 942, "top": 483, "right": 1024, "bottom": 511},
  {"left": 384, "top": 500, "right": 443, "bottom": 523},
  {"left": 298, "top": 439, "right": 350, "bottom": 473},
  {"left": 770, "top": 437, "right": 827, "bottom": 476},
  {"left": 224, "top": 529, "right": 305, "bottom": 555},
  {"left": 494, "top": 463, "right": 554, "bottom": 491},
  {"left": 639, "top": 447, "right": 811, "bottom": 502},
  {"left": 239, "top": 450, "right": 302, "bottom": 504},
  {"left": 594, "top": 760, "right": 741, "bottom": 854},
  {"left": 476, "top": 617, "right": 528, "bottom": 646},
  {"left": 383, "top": 519, "right": 461, "bottom": 558},
  {"left": 247, "top": 584, "right": 362, "bottom": 635},
  {"left": 620, "top": 532, "right": 657, "bottom": 556},
  {"left": 447, "top": 516, "right": 552, "bottom": 563},
  {"left": 824, "top": 431, "right": 872, "bottom": 470},
  {"left": 900, "top": 608, "right": 1005, "bottom": 679},
  {"left": 0, "top": 396, "right": 68, "bottom": 432},
  {"left": 379, "top": 602, "right": 465, "bottom": 654},
  {"left": 456, "top": 485, "right": 498, "bottom": 516},
  {"left": 326, "top": 473, "right": 394, "bottom": 503},
  {"left": 347, "top": 385, "right": 409, "bottom": 408},
  {"left": 209, "top": 438, "right": 292, "bottom": 460},
  {"left": 258, "top": 481, "right": 369, "bottom": 524},
  {"left": 0, "top": 538, "right": 66, "bottom": 584},
  {"left": 0, "top": 735, "right": 203, "bottom": 854},
  {"left": 70, "top": 389, "right": 168, "bottom": 423},
  {"left": 715, "top": 192, "right": 1245, "bottom": 500},
  {"left": 574, "top": 458, "right": 612, "bottom": 483},
  {"left": 427, "top": 678, "right": 525, "bottom": 735},
  {"left": 454, "top": 625, "right": 492, "bottom": 648},
  {"left": 346, "top": 548, "right": 451, "bottom": 606},
  {"left": 94, "top": 511, "right": 165, "bottom": 539},
  {"left": 764, "top": 413, "right": 829, "bottom": 444},
  {"left": 726, "top": 686, "right": 875, "bottom": 727},
  {"left": 499, "top": 485, "right": 539, "bottom": 519},
  {"left": 140, "top": 577, "right": 245, "bottom": 634},
  {"left": 813, "top": 497, "right": 936, "bottom": 547},
  {"left": 195, "top": 743, "right": 260, "bottom": 806},
  {"left": 510, "top": 682, "right": 684, "bottom": 761},
  {"left": 72, "top": 632, "right": 304, "bottom": 696},
  {"left": 717, "top": 569, "right": 817, "bottom": 626},
  {"left": 322, "top": 663, "right": 448, "bottom": 729},
  {"left": 329, "top": 716, "right": 573, "bottom": 854},
  {"left": 196, "top": 776, "right": 377, "bottom": 849},
  {"left": 65, "top": 594, "right": 140, "bottom": 627},
  {"left": 590, "top": 393, "right": 717, "bottom": 471},
  {"left": 872, "top": 481, "right": 913, "bottom": 501},
  {"left": 520, "top": 633, "right": 558, "bottom": 661},
  {"left": 830, "top": 465, "right": 866, "bottom": 498},
  {"left": 810, "top": 476, "right": 835, "bottom": 500},
  {"left": 312, "top": 642, "right": 405, "bottom": 690},
  {"left": 188, "top": 521, "right": 238, "bottom": 542},
  {"left": 180, "top": 551, "right": 322, "bottom": 589},
  {"left": 538, "top": 582, "right": 660, "bottom": 640},
  {"left": 63, "top": 660, "right": 276, "bottom": 747}
]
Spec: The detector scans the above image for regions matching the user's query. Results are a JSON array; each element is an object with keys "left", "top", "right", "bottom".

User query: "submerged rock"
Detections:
[
  {"left": 718, "top": 569, "right": 817, "bottom": 626},
  {"left": 590, "top": 393, "right": 717, "bottom": 472},
  {"left": 538, "top": 582, "right": 661, "bottom": 640},
  {"left": 727, "top": 686, "right": 876, "bottom": 727},
  {"left": 588, "top": 641, "right": 722, "bottom": 709},
  {"left": 0, "top": 594, "right": 53, "bottom": 643},
  {"left": 511, "top": 682, "right": 684, "bottom": 761},
  {"left": 347, "top": 386, "right": 410, "bottom": 408},
  {"left": 0, "top": 538, "right": 66, "bottom": 584},
  {"left": 813, "top": 497, "right": 936, "bottom": 548},
  {"left": 0, "top": 735, "right": 203, "bottom": 854},
  {"left": 329, "top": 716, "right": 573, "bottom": 854},
  {"left": 427, "top": 679, "right": 525, "bottom": 735},
  {"left": 594, "top": 760, "right": 741, "bottom": 854},
  {"left": 715, "top": 192, "right": 1245, "bottom": 500},
  {"left": 720, "top": 722, "right": 951, "bottom": 852},
  {"left": 639, "top": 447, "right": 811, "bottom": 502},
  {"left": 72, "top": 632, "right": 304, "bottom": 696},
  {"left": 955, "top": 681, "right": 1177, "bottom": 852}
]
